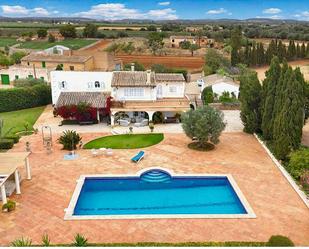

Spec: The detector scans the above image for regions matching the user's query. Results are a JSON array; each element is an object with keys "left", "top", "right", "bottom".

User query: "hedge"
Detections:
[
  {"left": 4, "top": 135, "right": 20, "bottom": 143},
  {"left": 0, "top": 84, "right": 51, "bottom": 112},
  {"left": 0, "top": 138, "right": 14, "bottom": 149}
]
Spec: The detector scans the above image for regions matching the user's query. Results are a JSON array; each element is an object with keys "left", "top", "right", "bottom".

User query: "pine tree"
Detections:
[
  {"left": 261, "top": 56, "right": 281, "bottom": 140},
  {"left": 239, "top": 70, "right": 262, "bottom": 133}
]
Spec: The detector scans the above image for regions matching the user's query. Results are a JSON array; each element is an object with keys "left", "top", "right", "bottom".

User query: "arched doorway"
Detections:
[{"left": 152, "top": 111, "right": 164, "bottom": 124}]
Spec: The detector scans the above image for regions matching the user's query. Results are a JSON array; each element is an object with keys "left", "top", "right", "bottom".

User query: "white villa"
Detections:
[
  {"left": 199, "top": 74, "right": 240, "bottom": 98},
  {"left": 50, "top": 70, "right": 196, "bottom": 126}
]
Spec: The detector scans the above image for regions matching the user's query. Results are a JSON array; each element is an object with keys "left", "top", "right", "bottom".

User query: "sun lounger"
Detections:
[{"left": 131, "top": 151, "right": 145, "bottom": 163}]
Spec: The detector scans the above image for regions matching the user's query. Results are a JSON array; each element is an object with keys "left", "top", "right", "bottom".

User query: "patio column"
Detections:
[
  {"left": 110, "top": 112, "right": 115, "bottom": 126},
  {"left": 14, "top": 170, "right": 21, "bottom": 194},
  {"left": 25, "top": 157, "right": 31, "bottom": 180},
  {"left": 1, "top": 185, "right": 7, "bottom": 204},
  {"left": 146, "top": 111, "right": 155, "bottom": 122},
  {"left": 96, "top": 109, "right": 100, "bottom": 123}
]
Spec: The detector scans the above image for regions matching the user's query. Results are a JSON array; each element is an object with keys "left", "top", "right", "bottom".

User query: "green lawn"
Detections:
[
  {"left": 0, "top": 37, "right": 18, "bottom": 47},
  {"left": 84, "top": 133, "right": 164, "bottom": 149},
  {"left": 19, "top": 39, "right": 98, "bottom": 50},
  {"left": 0, "top": 106, "right": 45, "bottom": 135}
]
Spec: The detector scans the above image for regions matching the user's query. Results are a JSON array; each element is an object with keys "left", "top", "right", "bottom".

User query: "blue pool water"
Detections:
[{"left": 73, "top": 169, "right": 247, "bottom": 216}]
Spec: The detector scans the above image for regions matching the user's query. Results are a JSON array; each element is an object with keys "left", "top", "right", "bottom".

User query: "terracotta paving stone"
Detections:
[{"left": 0, "top": 132, "right": 308, "bottom": 246}]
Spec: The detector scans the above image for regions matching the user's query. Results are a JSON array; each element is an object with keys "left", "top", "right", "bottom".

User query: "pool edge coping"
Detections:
[{"left": 64, "top": 167, "right": 256, "bottom": 220}]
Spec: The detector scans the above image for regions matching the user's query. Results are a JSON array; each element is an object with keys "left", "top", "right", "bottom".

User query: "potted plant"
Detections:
[
  {"left": 149, "top": 122, "right": 154, "bottom": 132},
  {"left": 2, "top": 200, "right": 16, "bottom": 212},
  {"left": 129, "top": 126, "right": 133, "bottom": 133}
]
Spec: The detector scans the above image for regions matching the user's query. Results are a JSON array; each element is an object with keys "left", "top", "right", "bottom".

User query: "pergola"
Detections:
[{"left": 0, "top": 152, "right": 31, "bottom": 204}]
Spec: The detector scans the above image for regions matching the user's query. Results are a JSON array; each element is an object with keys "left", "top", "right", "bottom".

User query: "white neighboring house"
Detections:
[
  {"left": 50, "top": 71, "right": 113, "bottom": 105},
  {"left": 43, "top": 45, "right": 70, "bottom": 55},
  {"left": 201, "top": 74, "right": 239, "bottom": 98}
]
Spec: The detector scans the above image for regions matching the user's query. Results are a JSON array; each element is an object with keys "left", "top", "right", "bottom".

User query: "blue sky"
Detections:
[{"left": 0, "top": 0, "right": 308, "bottom": 20}]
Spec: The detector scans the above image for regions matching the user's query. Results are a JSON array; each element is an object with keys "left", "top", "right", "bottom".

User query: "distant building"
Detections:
[
  {"left": 21, "top": 53, "right": 94, "bottom": 71},
  {"left": 185, "top": 27, "right": 203, "bottom": 32},
  {"left": 43, "top": 45, "right": 71, "bottom": 55},
  {"left": 170, "top": 36, "right": 213, "bottom": 48},
  {"left": 0, "top": 65, "right": 50, "bottom": 85}
]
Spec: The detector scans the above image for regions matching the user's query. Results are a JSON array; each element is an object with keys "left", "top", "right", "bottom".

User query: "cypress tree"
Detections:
[
  {"left": 296, "top": 43, "right": 301, "bottom": 58},
  {"left": 239, "top": 70, "right": 262, "bottom": 134},
  {"left": 261, "top": 56, "right": 281, "bottom": 140},
  {"left": 305, "top": 43, "right": 309, "bottom": 58},
  {"left": 300, "top": 42, "right": 306, "bottom": 58},
  {"left": 273, "top": 67, "right": 305, "bottom": 159}
]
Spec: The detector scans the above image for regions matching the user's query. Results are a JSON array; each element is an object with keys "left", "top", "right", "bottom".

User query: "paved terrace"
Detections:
[{"left": 0, "top": 132, "right": 308, "bottom": 246}]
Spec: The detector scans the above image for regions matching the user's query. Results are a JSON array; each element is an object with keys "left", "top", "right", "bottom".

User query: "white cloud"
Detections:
[
  {"left": 293, "top": 11, "right": 309, "bottom": 20},
  {"left": 263, "top": 8, "right": 281, "bottom": 14},
  {"left": 148, "top": 8, "right": 177, "bottom": 20},
  {"left": 1, "top": 5, "right": 29, "bottom": 15},
  {"left": 206, "top": 8, "right": 227, "bottom": 15},
  {"left": 33, "top": 7, "right": 49, "bottom": 16},
  {"left": 158, "top": 1, "right": 170, "bottom": 6},
  {"left": 1, "top": 5, "right": 53, "bottom": 16},
  {"left": 75, "top": 3, "right": 178, "bottom": 20}
]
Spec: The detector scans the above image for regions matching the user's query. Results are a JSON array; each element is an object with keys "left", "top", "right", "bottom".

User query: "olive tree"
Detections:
[{"left": 181, "top": 106, "right": 226, "bottom": 149}]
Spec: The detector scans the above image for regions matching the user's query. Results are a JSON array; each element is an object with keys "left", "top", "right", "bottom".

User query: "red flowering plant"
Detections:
[{"left": 55, "top": 102, "right": 97, "bottom": 122}]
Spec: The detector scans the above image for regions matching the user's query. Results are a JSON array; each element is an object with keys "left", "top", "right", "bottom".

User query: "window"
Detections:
[
  {"left": 42, "top": 61, "right": 46, "bottom": 68},
  {"left": 124, "top": 88, "right": 144, "bottom": 97},
  {"left": 94, "top": 81, "right": 100, "bottom": 88},
  {"left": 15, "top": 75, "right": 19, "bottom": 80},
  {"left": 28, "top": 75, "right": 33, "bottom": 79},
  {"left": 69, "top": 66, "right": 74, "bottom": 71},
  {"left": 27, "top": 62, "right": 30, "bottom": 66},
  {"left": 40, "top": 77, "right": 44, "bottom": 81},
  {"left": 169, "top": 86, "right": 177, "bottom": 93},
  {"left": 59, "top": 81, "right": 67, "bottom": 89}
]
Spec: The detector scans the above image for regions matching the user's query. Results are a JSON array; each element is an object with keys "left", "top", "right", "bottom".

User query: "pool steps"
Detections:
[{"left": 140, "top": 170, "right": 171, "bottom": 183}]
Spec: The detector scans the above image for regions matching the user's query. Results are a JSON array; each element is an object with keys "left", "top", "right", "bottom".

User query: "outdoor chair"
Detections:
[
  {"left": 91, "top": 149, "right": 99, "bottom": 157},
  {"left": 134, "top": 119, "right": 149, "bottom": 127},
  {"left": 119, "top": 119, "right": 130, "bottom": 127},
  {"left": 131, "top": 151, "right": 145, "bottom": 163}
]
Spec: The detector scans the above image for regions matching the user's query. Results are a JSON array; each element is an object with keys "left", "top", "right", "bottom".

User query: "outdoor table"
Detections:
[{"left": 0, "top": 152, "right": 31, "bottom": 204}]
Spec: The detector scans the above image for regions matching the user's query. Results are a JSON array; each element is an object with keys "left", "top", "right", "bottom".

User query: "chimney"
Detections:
[
  {"left": 146, "top": 70, "right": 151, "bottom": 84},
  {"left": 186, "top": 73, "right": 191, "bottom": 83},
  {"left": 131, "top": 63, "right": 135, "bottom": 72}
]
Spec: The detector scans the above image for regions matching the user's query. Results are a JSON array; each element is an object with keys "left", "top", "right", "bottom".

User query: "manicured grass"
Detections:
[
  {"left": 0, "top": 106, "right": 45, "bottom": 135},
  {"left": 0, "top": 37, "right": 18, "bottom": 47},
  {"left": 84, "top": 133, "right": 164, "bottom": 149},
  {"left": 19, "top": 39, "right": 98, "bottom": 50}
]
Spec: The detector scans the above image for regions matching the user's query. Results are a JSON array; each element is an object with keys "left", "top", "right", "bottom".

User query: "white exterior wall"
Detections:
[
  {"left": 211, "top": 82, "right": 239, "bottom": 98},
  {"left": 50, "top": 71, "right": 113, "bottom": 105},
  {"left": 44, "top": 45, "right": 70, "bottom": 55},
  {"left": 113, "top": 87, "right": 156, "bottom": 101},
  {"left": 159, "top": 82, "right": 185, "bottom": 98},
  {"left": 0, "top": 66, "right": 50, "bottom": 83}
]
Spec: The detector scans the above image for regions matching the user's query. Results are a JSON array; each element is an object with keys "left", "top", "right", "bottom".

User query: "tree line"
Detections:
[
  {"left": 239, "top": 56, "right": 307, "bottom": 160},
  {"left": 234, "top": 39, "right": 309, "bottom": 67}
]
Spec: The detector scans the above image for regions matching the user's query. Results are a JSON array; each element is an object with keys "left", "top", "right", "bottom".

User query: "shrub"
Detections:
[
  {"left": 181, "top": 106, "right": 226, "bottom": 149},
  {"left": 13, "top": 78, "right": 45, "bottom": 88},
  {"left": 153, "top": 111, "right": 164, "bottom": 124},
  {"left": 202, "top": 86, "right": 214, "bottom": 104},
  {"left": 149, "top": 122, "right": 154, "bottom": 132},
  {"left": 42, "top": 234, "right": 50, "bottom": 247},
  {"left": 4, "top": 134, "right": 20, "bottom": 143},
  {"left": 0, "top": 84, "right": 51, "bottom": 112},
  {"left": 58, "top": 130, "right": 82, "bottom": 150},
  {"left": 219, "top": 91, "right": 235, "bottom": 103},
  {"left": 0, "top": 138, "right": 14, "bottom": 149},
  {"left": 300, "top": 171, "right": 309, "bottom": 192},
  {"left": 10, "top": 51, "right": 27, "bottom": 64},
  {"left": 11, "top": 237, "right": 32, "bottom": 247},
  {"left": 286, "top": 148, "right": 309, "bottom": 179},
  {"left": 73, "top": 233, "right": 88, "bottom": 247},
  {"left": 2, "top": 199, "right": 16, "bottom": 212},
  {"left": 266, "top": 235, "right": 294, "bottom": 247}
]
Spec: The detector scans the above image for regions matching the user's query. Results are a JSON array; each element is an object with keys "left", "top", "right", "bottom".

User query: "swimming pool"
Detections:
[{"left": 65, "top": 168, "right": 255, "bottom": 219}]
